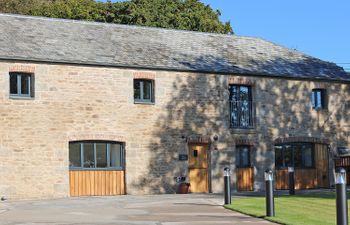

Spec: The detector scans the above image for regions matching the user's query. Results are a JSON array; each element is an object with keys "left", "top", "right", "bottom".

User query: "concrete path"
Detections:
[{"left": 0, "top": 194, "right": 275, "bottom": 225}]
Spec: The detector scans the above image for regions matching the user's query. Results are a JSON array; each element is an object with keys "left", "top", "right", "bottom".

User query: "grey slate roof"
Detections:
[{"left": 0, "top": 13, "right": 349, "bottom": 82}]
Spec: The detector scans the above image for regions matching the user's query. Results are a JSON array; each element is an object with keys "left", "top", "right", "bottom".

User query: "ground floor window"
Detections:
[
  {"left": 69, "top": 141, "right": 124, "bottom": 170},
  {"left": 275, "top": 143, "right": 314, "bottom": 168}
]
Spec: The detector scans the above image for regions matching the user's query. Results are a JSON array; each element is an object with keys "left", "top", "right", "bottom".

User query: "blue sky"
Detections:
[{"left": 105, "top": 0, "right": 350, "bottom": 70}]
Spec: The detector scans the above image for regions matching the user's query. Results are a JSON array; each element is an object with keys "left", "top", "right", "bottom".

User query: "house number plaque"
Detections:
[{"left": 179, "top": 154, "right": 188, "bottom": 161}]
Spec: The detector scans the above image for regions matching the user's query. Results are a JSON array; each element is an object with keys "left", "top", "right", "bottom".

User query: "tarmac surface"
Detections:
[{"left": 0, "top": 194, "right": 275, "bottom": 225}]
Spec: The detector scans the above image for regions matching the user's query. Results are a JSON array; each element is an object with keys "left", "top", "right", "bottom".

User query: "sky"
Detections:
[{"left": 106, "top": 0, "right": 350, "bottom": 71}]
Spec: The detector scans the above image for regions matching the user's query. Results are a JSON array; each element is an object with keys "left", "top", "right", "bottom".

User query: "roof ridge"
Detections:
[{"left": 0, "top": 12, "right": 242, "bottom": 39}]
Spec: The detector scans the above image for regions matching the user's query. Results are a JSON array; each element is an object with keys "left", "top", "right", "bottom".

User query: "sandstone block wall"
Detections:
[{"left": 0, "top": 61, "right": 348, "bottom": 199}]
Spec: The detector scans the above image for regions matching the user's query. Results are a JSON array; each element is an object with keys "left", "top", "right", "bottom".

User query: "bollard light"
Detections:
[
  {"left": 335, "top": 167, "right": 348, "bottom": 225},
  {"left": 265, "top": 169, "right": 275, "bottom": 217},
  {"left": 223, "top": 167, "right": 231, "bottom": 205},
  {"left": 264, "top": 169, "right": 273, "bottom": 181},
  {"left": 288, "top": 167, "right": 295, "bottom": 195},
  {"left": 224, "top": 167, "right": 231, "bottom": 177},
  {"left": 335, "top": 168, "right": 346, "bottom": 185}
]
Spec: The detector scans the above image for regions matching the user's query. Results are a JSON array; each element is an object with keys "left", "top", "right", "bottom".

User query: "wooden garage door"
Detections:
[
  {"left": 69, "top": 170, "right": 125, "bottom": 196},
  {"left": 68, "top": 141, "right": 125, "bottom": 196}
]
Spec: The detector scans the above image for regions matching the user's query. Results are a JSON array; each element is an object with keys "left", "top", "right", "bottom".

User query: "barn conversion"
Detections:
[{"left": 0, "top": 13, "right": 349, "bottom": 199}]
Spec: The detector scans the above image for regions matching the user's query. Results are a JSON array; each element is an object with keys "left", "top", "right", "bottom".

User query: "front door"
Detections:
[{"left": 188, "top": 144, "right": 208, "bottom": 193}]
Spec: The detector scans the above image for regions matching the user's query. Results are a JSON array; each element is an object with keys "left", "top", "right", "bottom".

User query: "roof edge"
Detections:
[{"left": 1, "top": 57, "right": 349, "bottom": 84}]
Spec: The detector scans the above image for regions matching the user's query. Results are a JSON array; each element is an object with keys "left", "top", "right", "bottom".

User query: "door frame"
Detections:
[{"left": 187, "top": 143, "right": 210, "bottom": 193}]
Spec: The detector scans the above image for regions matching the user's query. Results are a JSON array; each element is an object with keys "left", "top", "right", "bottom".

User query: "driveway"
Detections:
[{"left": 0, "top": 194, "right": 274, "bottom": 225}]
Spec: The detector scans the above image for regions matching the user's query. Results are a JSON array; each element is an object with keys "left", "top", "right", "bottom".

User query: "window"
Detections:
[
  {"left": 69, "top": 141, "right": 124, "bottom": 170},
  {"left": 274, "top": 143, "right": 314, "bottom": 168},
  {"left": 134, "top": 79, "right": 154, "bottom": 103},
  {"left": 229, "top": 85, "right": 253, "bottom": 128},
  {"left": 236, "top": 145, "right": 250, "bottom": 167},
  {"left": 312, "top": 89, "right": 325, "bottom": 110},
  {"left": 9, "top": 72, "right": 34, "bottom": 98}
]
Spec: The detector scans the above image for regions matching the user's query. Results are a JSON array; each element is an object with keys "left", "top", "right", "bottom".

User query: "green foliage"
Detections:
[{"left": 0, "top": 0, "right": 233, "bottom": 34}]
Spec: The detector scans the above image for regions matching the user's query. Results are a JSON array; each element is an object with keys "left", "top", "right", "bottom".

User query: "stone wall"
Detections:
[{"left": 0, "top": 61, "right": 349, "bottom": 199}]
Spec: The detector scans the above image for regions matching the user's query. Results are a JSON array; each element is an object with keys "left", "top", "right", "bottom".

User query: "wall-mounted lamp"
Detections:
[{"left": 213, "top": 135, "right": 219, "bottom": 142}]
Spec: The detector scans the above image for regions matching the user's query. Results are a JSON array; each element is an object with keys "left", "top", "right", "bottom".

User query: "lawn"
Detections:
[{"left": 224, "top": 192, "right": 350, "bottom": 225}]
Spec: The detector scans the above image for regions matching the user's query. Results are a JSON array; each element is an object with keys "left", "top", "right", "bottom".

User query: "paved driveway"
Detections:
[{"left": 0, "top": 194, "right": 274, "bottom": 225}]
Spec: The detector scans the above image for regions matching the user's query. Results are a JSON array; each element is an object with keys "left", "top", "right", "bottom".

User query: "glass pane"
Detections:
[
  {"left": 237, "top": 146, "right": 250, "bottom": 167},
  {"left": 284, "top": 145, "right": 293, "bottom": 167},
  {"left": 241, "top": 147, "right": 249, "bottom": 167},
  {"left": 294, "top": 145, "right": 302, "bottom": 167},
  {"left": 312, "top": 91, "right": 316, "bottom": 108},
  {"left": 21, "top": 74, "right": 30, "bottom": 95},
  {"left": 230, "top": 85, "right": 238, "bottom": 101},
  {"left": 239, "top": 86, "right": 249, "bottom": 101},
  {"left": 83, "top": 143, "right": 95, "bottom": 168},
  {"left": 10, "top": 74, "right": 18, "bottom": 95},
  {"left": 96, "top": 143, "right": 107, "bottom": 168},
  {"left": 69, "top": 143, "right": 81, "bottom": 167},
  {"left": 302, "top": 144, "right": 313, "bottom": 167},
  {"left": 275, "top": 145, "right": 283, "bottom": 167},
  {"left": 316, "top": 91, "right": 322, "bottom": 108},
  {"left": 236, "top": 147, "right": 241, "bottom": 166},
  {"left": 143, "top": 80, "right": 152, "bottom": 100},
  {"left": 134, "top": 80, "right": 141, "bottom": 100},
  {"left": 110, "top": 143, "right": 122, "bottom": 168}
]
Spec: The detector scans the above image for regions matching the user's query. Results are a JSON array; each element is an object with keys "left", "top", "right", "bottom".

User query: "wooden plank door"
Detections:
[
  {"left": 315, "top": 144, "right": 329, "bottom": 188},
  {"left": 236, "top": 167, "right": 254, "bottom": 191},
  {"left": 188, "top": 144, "right": 208, "bottom": 193}
]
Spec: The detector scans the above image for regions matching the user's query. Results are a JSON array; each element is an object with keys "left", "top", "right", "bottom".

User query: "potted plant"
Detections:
[{"left": 176, "top": 176, "right": 190, "bottom": 194}]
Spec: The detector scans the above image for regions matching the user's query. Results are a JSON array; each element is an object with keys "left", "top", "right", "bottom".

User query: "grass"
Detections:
[{"left": 224, "top": 192, "right": 350, "bottom": 225}]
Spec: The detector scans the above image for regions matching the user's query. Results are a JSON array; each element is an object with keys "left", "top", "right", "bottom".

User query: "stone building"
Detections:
[{"left": 0, "top": 14, "right": 349, "bottom": 199}]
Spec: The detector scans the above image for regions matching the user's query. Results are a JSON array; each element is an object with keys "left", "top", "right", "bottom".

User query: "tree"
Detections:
[
  {"left": 0, "top": 0, "right": 233, "bottom": 34},
  {"left": 0, "top": 0, "right": 51, "bottom": 14}
]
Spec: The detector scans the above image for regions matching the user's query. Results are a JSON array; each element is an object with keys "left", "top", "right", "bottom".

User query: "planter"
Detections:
[{"left": 177, "top": 183, "right": 190, "bottom": 194}]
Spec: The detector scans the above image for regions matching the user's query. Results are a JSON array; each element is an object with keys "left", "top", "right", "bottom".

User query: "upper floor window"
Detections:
[
  {"left": 275, "top": 143, "right": 314, "bottom": 168},
  {"left": 312, "top": 89, "right": 326, "bottom": 110},
  {"left": 69, "top": 141, "right": 124, "bottom": 170},
  {"left": 229, "top": 85, "right": 253, "bottom": 128},
  {"left": 236, "top": 145, "right": 251, "bottom": 168},
  {"left": 10, "top": 72, "right": 34, "bottom": 98},
  {"left": 134, "top": 79, "right": 154, "bottom": 103}
]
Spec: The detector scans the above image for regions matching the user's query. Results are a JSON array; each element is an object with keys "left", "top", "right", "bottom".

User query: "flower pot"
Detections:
[{"left": 177, "top": 183, "right": 190, "bottom": 194}]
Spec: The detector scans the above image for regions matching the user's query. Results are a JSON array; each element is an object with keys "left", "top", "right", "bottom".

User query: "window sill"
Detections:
[
  {"left": 134, "top": 101, "right": 155, "bottom": 105},
  {"left": 276, "top": 167, "right": 315, "bottom": 170},
  {"left": 9, "top": 95, "right": 34, "bottom": 100},
  {"left": 69, "top": 168, "right": 124, "bottom": 171},
  {"left": 230, "top": 128, "right": 256, "bottom": 134},
  {"left": 312, "top": 107, "right": 327, "bottom": 111},
  {"left": 236, "top": 166, "right": 253, "bottom": 169}
]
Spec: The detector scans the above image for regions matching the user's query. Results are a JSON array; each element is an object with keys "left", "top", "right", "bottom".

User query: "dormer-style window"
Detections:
[
  {"left": 312, "top": 89, "right": 326, "bottom": 110},
  {"left": 9, "top": 72, "right": 34, "bottom": 98}
]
